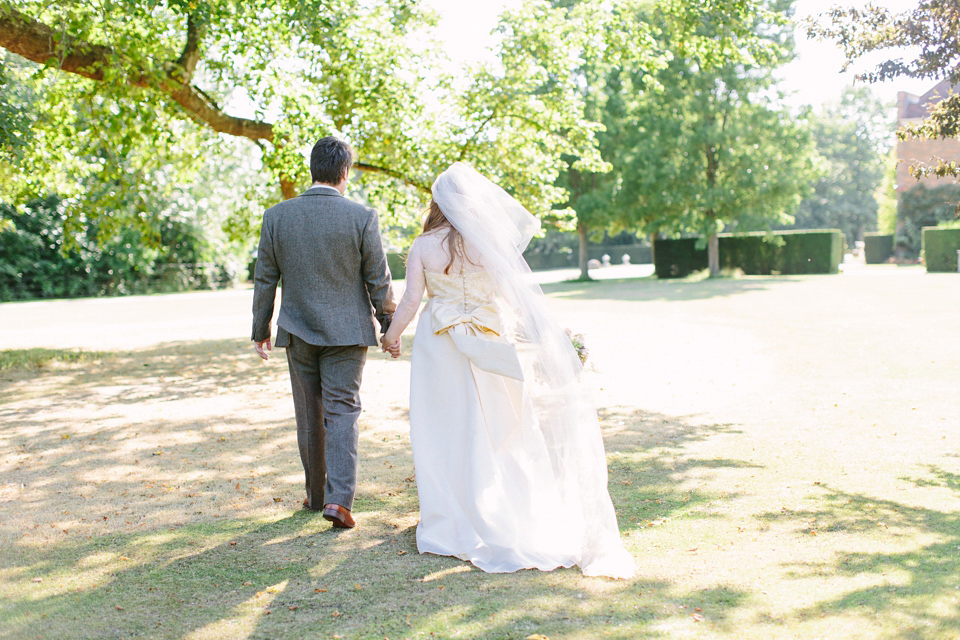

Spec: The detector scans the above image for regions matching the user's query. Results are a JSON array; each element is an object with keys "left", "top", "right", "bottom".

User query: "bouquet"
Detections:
[{"left": 565, "top": 329, "right": 589, "bottom": 365}]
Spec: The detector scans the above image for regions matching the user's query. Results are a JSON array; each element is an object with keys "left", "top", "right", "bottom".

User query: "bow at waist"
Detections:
[
  {"left": 428, "top": 299, "right": 523, "bottom": 381},
  {"left": 429, "top": 300, "right": 502, "bottom": 336}
]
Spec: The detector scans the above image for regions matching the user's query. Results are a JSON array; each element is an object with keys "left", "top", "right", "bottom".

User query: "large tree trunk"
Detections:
[
  {"left": 707, "top": 231, "right": 720, "bottom": 277},
  {"left": 578, "top": 222, "right": 590, "bottom": 280}
]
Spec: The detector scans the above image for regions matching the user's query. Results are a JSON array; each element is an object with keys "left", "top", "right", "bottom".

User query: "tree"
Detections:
[
  {"left": 786, "top": 86, "right": 891, "bottom": 244},
  {"left": 614, "top": 0, "right": 814, "bottom": 276},
  {"left": 896, "top": 183, "right": 960, "bottom": 256},
  {"left": 809, "top": 0, "right": 960, "bottom": 180},
  {"left": 0, "top": 0, "right": 607, "bottom": 242},
  {"left": 548, "top": 0, "right": 815, "bottom": 278}
]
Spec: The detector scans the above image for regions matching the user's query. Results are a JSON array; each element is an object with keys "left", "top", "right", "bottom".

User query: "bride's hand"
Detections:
[{"left": 381, "top": 335, "right": 401, "bottom": 358}]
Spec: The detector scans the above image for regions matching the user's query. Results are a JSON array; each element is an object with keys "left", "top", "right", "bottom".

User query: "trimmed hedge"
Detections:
[
  {"left": 523, "top": 243, "right": 653, "bottom": 270},
  {"left": 864, "top": 233, "right": 894, "bottom": 264},
  {"left": 387, "top": 252, "right": 407, "bottom": 280},
  {"left": 921, "top": 227, "right": 960, "bottom": 272},
  {"left": 652, "top": 238, "right": 708, "bottom": 278},
  {"left": 654, "top": 230, "right": 844, "bottom": 278}
]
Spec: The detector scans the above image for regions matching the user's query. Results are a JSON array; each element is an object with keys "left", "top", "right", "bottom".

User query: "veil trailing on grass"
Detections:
[{"left": 431, "top": 163, "right": 635, "bottom": 578}]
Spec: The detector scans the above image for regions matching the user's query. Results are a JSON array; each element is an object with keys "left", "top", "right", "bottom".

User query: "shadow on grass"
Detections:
[
  {"left": 540, "top": 275, "right": 802, "bottom": 302},
  {"left": 757, "top": 476, "right": 960, "bottom": 637},
  {"left": 0, "top": 337, "right": 758, "bottom": 639}
]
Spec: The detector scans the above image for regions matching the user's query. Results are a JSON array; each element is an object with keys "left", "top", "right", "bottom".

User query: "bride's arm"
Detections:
[{"left": 381, "top": 238, "right": 426, "bottom": 350}]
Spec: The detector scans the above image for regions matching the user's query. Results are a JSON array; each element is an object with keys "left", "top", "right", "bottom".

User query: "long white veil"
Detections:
[{"left": 431, "top": 163, "right": 635, "bottom": 578}]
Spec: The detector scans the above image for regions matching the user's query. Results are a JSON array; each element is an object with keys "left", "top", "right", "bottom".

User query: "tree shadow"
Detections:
[
  {"left": 540, "top": 275, "right": 802, "bottom": 302},
  {"left": 0, "top": 337, "right": 758, "bottom": 638},
  {"left": 756, "top": 473, "right": 960, "bottom": 637}
]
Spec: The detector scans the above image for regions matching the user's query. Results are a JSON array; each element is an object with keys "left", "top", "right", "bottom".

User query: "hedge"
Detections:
[
  {"left": 654, "top": 230, "right": 844, "bottom": 278},
  {"left": 921, "top": 227, "right": 960, "bottom": 272},
  {"left": 864, "top": 233, "right": 894, "bottom": 264},
  {"left": 523, "top": 243, "right": 653, "bottom": 270},
  {"left": 651, "top": 238, "right": 709, "bottom": 278},
  {"left": 387, "top": 252, "right": 407, "bottom": 280}
]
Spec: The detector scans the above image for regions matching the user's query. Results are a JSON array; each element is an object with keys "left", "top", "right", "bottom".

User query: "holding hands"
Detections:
[{"left": 381, "top": 335, "right": 401, "bottom": 358}]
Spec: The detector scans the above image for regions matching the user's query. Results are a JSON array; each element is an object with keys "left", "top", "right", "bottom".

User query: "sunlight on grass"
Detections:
[
  {"left": 0, "top": 347, "right": 107, "bottom": 371},
  {"left": 3, "top": 274, "right": 960, "bottom": 638},
  {"left": 184, "top": 580, "right": 288, "bottom": 640}
]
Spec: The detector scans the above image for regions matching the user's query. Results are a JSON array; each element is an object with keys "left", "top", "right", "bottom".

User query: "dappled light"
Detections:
[{"left": 1, "top": 269, "right": 959, "bottom": 637}]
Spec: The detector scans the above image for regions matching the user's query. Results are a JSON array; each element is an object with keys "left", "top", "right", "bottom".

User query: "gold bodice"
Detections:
[{"left": 424, "top": 270, "right": 497, "bottom": 311}]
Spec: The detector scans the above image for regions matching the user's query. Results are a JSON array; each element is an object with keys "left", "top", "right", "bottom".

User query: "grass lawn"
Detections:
[{"left": 1, "top": 267, "right": 958, "bottom": 639}]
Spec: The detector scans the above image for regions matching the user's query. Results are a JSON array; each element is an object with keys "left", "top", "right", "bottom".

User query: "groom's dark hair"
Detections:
[{"left": 310, "top": 137, "right": 354, "bottom": 184}]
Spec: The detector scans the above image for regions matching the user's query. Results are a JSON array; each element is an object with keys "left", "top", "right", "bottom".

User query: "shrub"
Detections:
[
  {"left": 654, "top": 230, "right": 844, "bottom": 278},
  {"left": 897, "top": 183, "right": 960, "bottom": 256},
  {"left": 653, "top": 238, "right": 708, "bottom": 278},
  {"left": 386, "top": 252, "right": 407, "bottom": 280},
  {"left": 864, "top": 233, "right": 894, "bottom": 264},
  {"left": 921, "top": 227, "right": 960, "bottom": 272},
  {"left": 0, "top": 196, "right": 231, "bottom": 301}
]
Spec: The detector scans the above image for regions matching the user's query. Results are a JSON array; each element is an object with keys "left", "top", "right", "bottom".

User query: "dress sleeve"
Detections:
[{"left": 386, "top": 238, "right": 427, "bottom": 340}]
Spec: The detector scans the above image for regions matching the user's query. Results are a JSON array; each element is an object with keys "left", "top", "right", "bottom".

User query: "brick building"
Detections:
[{"left": 896, "top": 79, "right": 960, "bottom": 196}]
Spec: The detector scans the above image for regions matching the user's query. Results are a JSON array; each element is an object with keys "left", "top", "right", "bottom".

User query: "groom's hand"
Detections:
[
  {"left": 380, "top": 335, "right": 401, "bottom": 358},
  {"left": 254, "top": 338, "right": 272, "bottom": 361}
]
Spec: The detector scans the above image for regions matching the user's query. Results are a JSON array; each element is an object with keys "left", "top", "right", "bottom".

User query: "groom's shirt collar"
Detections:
[{"left": 308, "top": 184, "right": 341, "bottom": 195}]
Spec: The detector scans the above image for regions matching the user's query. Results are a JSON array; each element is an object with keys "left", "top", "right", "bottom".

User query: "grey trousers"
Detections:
[{"left": 285, "top": 335, "right": 367, "bottom": 510}]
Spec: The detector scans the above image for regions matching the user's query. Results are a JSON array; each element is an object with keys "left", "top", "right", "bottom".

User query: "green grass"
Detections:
[
  {"left": 0, "top": 348, "right": 106, "bottom": 371},
  {"left": 2, "top": 270, "right": 959, "bottom": 639}
]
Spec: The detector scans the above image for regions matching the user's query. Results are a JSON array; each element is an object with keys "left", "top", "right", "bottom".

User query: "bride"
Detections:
[{"left": 380, "top": 163, "right": 634, "bottom": 579}]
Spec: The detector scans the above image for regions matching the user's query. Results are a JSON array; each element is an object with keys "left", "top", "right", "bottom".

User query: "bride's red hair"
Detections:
[{"left": 421, "top": 199, "right": 464, "bottom": 274}]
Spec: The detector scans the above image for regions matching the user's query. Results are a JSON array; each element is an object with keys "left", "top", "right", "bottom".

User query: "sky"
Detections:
[{"left": 423, "top": 0, "right": 933, "bottom": 111}]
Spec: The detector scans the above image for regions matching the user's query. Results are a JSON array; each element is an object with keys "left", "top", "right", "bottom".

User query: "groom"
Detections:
[{"left": 251, "top": 137, "right": 397, "bottom": 528}]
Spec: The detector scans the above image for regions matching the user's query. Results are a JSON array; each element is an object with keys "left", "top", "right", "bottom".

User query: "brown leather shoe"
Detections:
[
  {"left": 322, "top": 503, "right": 356, "bottom": 529},
  {"left": 302, "top": 499, "right": 320, "bottom": 512}
]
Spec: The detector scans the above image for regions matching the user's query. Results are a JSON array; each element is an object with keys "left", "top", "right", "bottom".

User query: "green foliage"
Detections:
[
  {"left": 0, "top": 196, "right": 232, "bottom": 301},
  {"left": 896, "top": 183, "right": 960, "bottom": 256},
  {"left": 548, "top": 0, "right": 813, "bottom": 277},
  {"left": 876, "top": 148, "right": 898, "bottom": 235},
  {"left": 386, "top": 252, "right": 407, "bottom": 281},
  {"left": 864, "top": 233, "right": 894, "bottom": 264},
  {"left": 0, "top": 348, "right": 105, "bottom": 371},
  {"left": 786, "top": 86, "right": 890, "bottom": 244},
  {"left": 619, "top": 0, "right": 814, "bottom": 240},
  {"left": 653, "top": 237, "right": 709, "bottom": 278},
  {"left": 654, "top": 230, "right": 843, "bottom": 278},
  {"left": 810, "top": 0, "right": 960, "bottom": 179},
  {"left": 1, "top": 0, "right": 611, "bottom": 247},
  {"left": 921, "top": 227, "right": 960, "bottom": 272},
  {"left": 0, "top": 56, "right": 30, "bottom": 159}
]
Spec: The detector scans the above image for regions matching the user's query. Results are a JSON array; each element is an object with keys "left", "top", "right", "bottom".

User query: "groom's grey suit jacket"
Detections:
[{"left": 251, "top": 186, "right": 396, "bottom": 347}]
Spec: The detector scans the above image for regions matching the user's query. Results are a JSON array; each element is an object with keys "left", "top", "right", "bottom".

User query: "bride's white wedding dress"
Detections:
[{"left": 393, "top": 230, "right": 634, "bottom": 578}]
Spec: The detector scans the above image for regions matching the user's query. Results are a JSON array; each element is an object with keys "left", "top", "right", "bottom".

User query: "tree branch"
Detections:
[
  {"left": 0, "top": 5, "right": 275, "bottom": 142},
  {"left": 173, "top": 13, "right": 204, "bottom": 84},
  {"left": 0, "top": 5, "right": 430, "bottom": 193},
  {"left": 457, "top": 110, "right": 499, "bottom": 162},
  {"left": 355, "top": 162, "right": 430, "bottom": 193}
]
